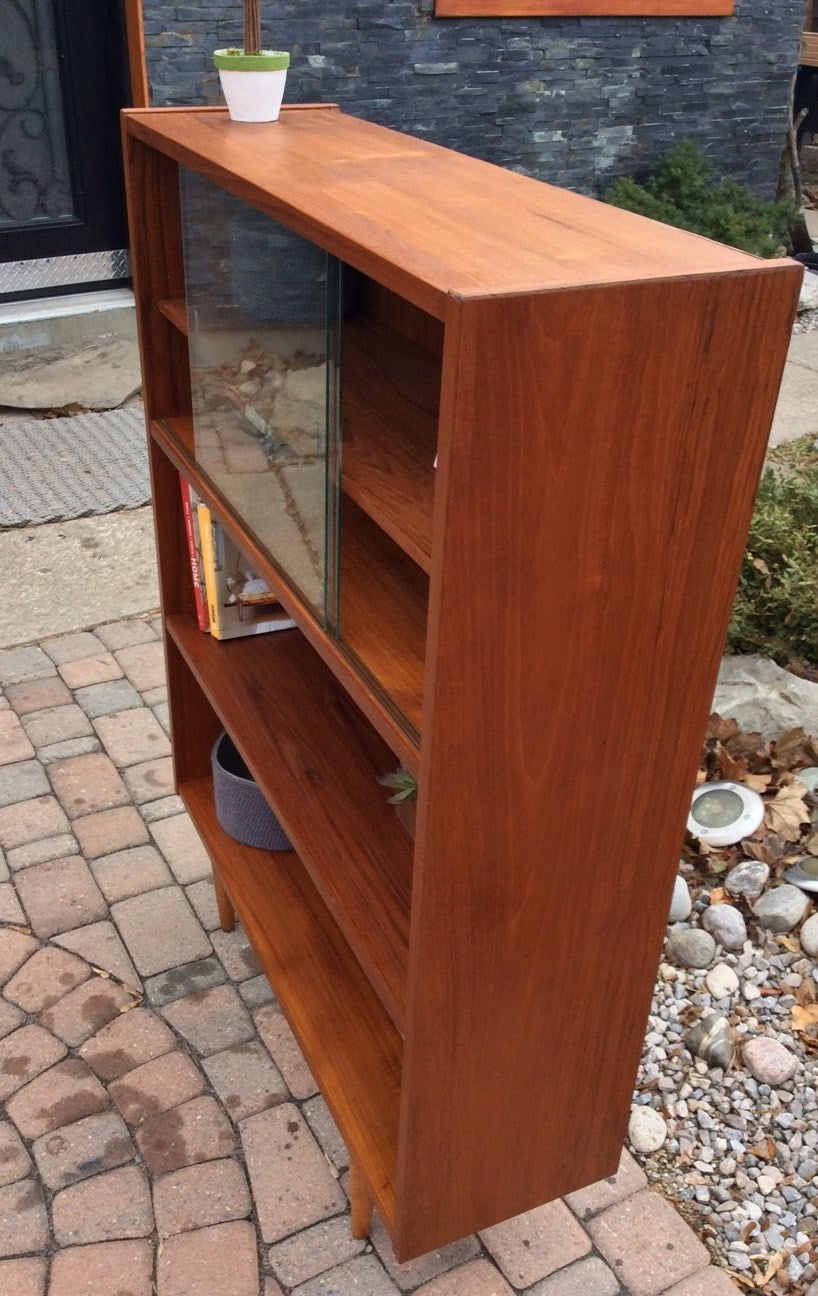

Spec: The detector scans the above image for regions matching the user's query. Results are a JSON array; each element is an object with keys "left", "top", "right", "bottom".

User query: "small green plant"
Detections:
[
  {"left": 603, "top": 141, "right": 795, "bottom": 259},
  {"left": 377, "top": 768, "right": 418, "bottom": 804},
  {"left": 727, "top": 435, "right": 818, "bottom": 666}
]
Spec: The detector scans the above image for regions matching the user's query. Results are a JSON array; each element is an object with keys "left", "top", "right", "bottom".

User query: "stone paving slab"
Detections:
[{"left": 0, "top": 615, "right": 738, "bottom": 1295}]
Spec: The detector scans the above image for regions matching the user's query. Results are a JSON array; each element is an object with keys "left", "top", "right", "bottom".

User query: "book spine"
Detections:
[
  {"left": 197, "top": 503, "right": 221, "bottom": 638},
  {"left": 179, "top": 477, "right": 208, "bottom": 632}
]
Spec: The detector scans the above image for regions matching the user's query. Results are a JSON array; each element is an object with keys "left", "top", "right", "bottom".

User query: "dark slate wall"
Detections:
[{"left": 141, "top": 0, "right": 805, "bottom": 197}]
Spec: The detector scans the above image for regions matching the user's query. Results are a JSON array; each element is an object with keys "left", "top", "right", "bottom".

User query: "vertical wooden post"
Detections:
[
  {"left": 123, "top": 0, "right": 149, "bottom": 108},
  {"left": 212, "top": 864, "right": 236, "bottom": 933},
  {"left": 349, "top": 1156, "right": 374, "bottom": 1240}
]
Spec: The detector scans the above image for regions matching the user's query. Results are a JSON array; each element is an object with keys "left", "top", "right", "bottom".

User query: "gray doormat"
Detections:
[{"left": 0, "top": 407, "right": 150, "bottom": 527}]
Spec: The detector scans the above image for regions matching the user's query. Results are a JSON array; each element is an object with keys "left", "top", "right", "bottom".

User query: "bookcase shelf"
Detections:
[
  {"left": 124, "top": 104, "right": 800, "bottom": 1261},
  {"left": 341, "top": 317, "right": 439, "bottom": 574},
  {"left": 158, "top": 297, "right": 188, "bottom": 336},
  {"left": 179, "top": 777, "right": 401, "bottom": 1222},
  {"left": 168, "top": 611, "right": 412, "bottom": 1028},
  {"left": 150, "top": 414, "right": 423, "bottom": 776}
]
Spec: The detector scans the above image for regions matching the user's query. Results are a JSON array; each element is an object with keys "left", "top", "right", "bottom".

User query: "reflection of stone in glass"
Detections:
[{"left": 691, "top": 788, "right": 744, "bottom": 830}]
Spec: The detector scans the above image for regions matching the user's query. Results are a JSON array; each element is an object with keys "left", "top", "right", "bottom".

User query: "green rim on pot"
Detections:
[{"left": 213, "top": 49, "right": 290, "bottom": 71}]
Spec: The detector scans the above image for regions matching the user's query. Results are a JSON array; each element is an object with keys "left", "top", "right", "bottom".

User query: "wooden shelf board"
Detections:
[
  {"left": 340, "top": 500, "right": 428, "bottom": 739},
  {"left": 342, "top": 317, "right": 439, "bottom": 574},
  {"left": 151, "top": 415, "right": 421, "bottom": 778},
  {"left": 158, "top": 297, "right": 189, "bottom": 336},
  {"left": 167, "top": 611, "right": 412, "bottom": 1029},
  {"left": 181, "top": 776, "right": 401, "bottom": 1223}
]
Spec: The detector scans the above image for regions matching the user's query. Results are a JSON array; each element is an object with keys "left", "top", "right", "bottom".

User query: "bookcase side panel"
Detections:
[
  {"left": 121, "top": 130, "right": 190, "bottom": 425},
  {"left": 395, "top": 266, "right": 800, "bottom": 1259}
]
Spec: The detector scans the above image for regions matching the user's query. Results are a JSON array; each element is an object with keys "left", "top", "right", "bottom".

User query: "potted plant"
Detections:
[
  {"left": 214, "top": 0, "right": 290, "bottom": 123},
  {"left": 378, "top": 768, "right": 418, "bottom": 840}
]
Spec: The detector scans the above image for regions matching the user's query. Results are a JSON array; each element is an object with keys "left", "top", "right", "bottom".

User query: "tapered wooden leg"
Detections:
[
  {"left": 348, "top": 1156, "right": 373, "bottom": 1240},
  {"left": 212, "top": 864, "right": 235, "bottom": 932}
]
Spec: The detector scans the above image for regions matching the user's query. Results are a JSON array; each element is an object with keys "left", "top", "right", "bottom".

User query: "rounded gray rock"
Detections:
[
  {"left": 743, "top": 1036, "right": 799, "bottom": 1085},
  {"left": 669, "top": 874, "right": 692, "bottom": 924},
  {"left": 706, "top": 962, "right": 740, "bottom": 999},
  {"left": 703, "top": 903, "right": 747, "bottom": 950},
  {"left": 628, "top": 1105, "right": 668, "bottom": 1153},
  {"left": 799, "top": 912, "right": 818, "bottom": 959},
  {"left": 725, "top": 859, "right": 770, "bottom": 902},
  {"left": 666, "top": 927, "right": 717, "bottom": 968},
  {"left": 753, "top": 885, "right": 811, "bottom": 933}
]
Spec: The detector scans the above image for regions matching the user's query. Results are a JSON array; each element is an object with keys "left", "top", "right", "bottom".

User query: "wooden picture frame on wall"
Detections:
[{"left": 435, "top": 0, "right": 733, "bottom": 16}]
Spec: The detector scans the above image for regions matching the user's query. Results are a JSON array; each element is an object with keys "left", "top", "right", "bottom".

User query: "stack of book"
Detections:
[{"left": 179, "top": 476, "right": 296, "bottom": 640}]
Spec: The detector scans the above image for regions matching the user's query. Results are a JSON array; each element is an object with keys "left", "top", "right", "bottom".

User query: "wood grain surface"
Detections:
[
  {"left": 168, "top": 612, "right": 413, "bottom": 1028},
  {"left": 342, "top": 317, "right": 440, "bottom": 573},
  {"left": 123, "top": 109, "right": 765, "bottom": 319},
  {"left": 436, "top": 0, "right": 731, "bottom": 13},
  {"left": 151, "top": 418, "right": 422, "bottom": 778},
  {"left": 394, "top": 265, "right": 801, "bottom": 1257},
  {"left": 340, "top": 499, "right": 429, "bottom": 739},
  {"left": 181, "top": 776, "right": 402, "bottom": 1225}
]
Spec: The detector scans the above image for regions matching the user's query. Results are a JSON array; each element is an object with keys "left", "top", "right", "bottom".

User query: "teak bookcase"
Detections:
[{"left": 122, "top": 105, "right": 801, "bottom": 1261}]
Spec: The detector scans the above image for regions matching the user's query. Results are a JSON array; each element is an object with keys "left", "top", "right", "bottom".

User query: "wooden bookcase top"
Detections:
[{"left": 123, "top": 106, "right": 776, "bottom": 318}]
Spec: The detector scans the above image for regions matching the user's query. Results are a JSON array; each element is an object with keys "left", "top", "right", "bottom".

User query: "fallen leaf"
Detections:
[
  {"left": 746, "top": 774, "right": 772, "bottom": 793},
  {"left": 777, "top": 935, "right": 801, "bottom": 953},
  {"left": 755, "top": 1250, "right": 785, "bottom": 1287},
  {"left": 708, "top": 713, "right": 739, "bottom": 742},
  {"left": 716, "top": 742, "right": 749, "bottom": 782},
  {"left": 791, "top": 1003, "right": 818, "bottom": 1037},
  {"left": 709, "top": 887, "right": 726, "bottom": 904},
  {"left": 764, "top": 783, "right": 810, "bottom": 841},
  {"left": 744, "top": 841, "right": 773, "bottom": 864}
]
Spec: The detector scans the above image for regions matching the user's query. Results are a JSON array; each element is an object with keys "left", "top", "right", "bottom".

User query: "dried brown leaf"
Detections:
[
  {"left": 717, "top": 744, "right": 750, "bottom": 783},
  {"left": 708, "top": 713, "right": 739, "bottom": 742},
  {"left": 746, "top": 774, "right": 772, "bottom": 793},
  {"left": 791, "top": 1003, "right": 818, "bottom": 1036},
  {"left": 743, "top": 841, "right": 773, "bottom": 864},
  {"left": 764, "top": 783, "right": 810, "bottom": 841}
]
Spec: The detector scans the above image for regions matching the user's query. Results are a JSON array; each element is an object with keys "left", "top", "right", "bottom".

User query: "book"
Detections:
[
  {"left": 196, "top": 503, "right": 297, "bottom": 640},
  {"left": 179, "top": 476, "right": 208, "bottom": 631}
]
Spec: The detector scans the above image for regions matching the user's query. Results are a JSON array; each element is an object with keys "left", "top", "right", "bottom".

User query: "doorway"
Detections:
[{"left": 0, "top": 0, "right": 133, "bottom": 299}]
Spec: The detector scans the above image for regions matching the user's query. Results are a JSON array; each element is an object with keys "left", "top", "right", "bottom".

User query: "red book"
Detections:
[{"left": 179, "top": 476, "right": 209, "bottom": 631}]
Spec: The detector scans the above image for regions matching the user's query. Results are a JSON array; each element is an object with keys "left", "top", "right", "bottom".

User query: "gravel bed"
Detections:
[
  {"left": 793, "top": 308, "right": 818, "bottom": 334},
  {"left": 633, "top": 880, "right": 818, "bottom": 1294}
]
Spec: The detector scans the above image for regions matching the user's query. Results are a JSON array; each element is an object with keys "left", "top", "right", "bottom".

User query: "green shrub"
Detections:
[
  {"left": 603, "top": 141, "right": 795, "bottom": 258},
  {"left": 727, "top": 437, "right": 818, "bottom": 666}
]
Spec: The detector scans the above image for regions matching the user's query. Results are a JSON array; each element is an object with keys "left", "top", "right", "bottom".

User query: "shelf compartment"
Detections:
[
  {"left": 167, "top": 611, "right": 412, "bottom": 1029},
  {"left": 151, "top": 415, "right": 421, "bottom": 778},
  {"left": 342, "top": 317, "right": 439, "bottom": 573},
  {"left": 158, "top": 297, "right": 189, "bottom": 336},
  {"left": 181, "top": 776, "right": 401, "bottom": 1224},
  {"left": 340, "top": 499, "right": 428, "bottom": 740}
]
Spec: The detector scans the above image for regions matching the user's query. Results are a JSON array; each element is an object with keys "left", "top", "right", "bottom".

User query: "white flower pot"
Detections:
[{"left": 213, "top": 50, "right": 290, "bottom": 123}]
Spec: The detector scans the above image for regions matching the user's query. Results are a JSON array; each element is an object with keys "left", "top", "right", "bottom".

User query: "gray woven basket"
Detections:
[{"left": 211, "top": 732, "right": 292, "bottom": 851}]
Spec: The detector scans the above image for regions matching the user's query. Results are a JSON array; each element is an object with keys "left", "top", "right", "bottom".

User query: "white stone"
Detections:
[
  {"left": 706, "top": 962, "right": 740, "bottom": 999},
  {"left": 628, "top": 1105, "right": 668, "bottom": 1153},
  {"left": 753, "top": 885, "right": 811, "bottom": 933},
  {"left": 702, "top": 903, "right": 747, "bottom": 950},
  {"left": 801, "top": 912, "right": 818, "bottom": 958},
  {"left": 669, "top": 874, "right": 692, "bottom": 923},
  {"left": 713, "top": 656, "right": 818, "bottom": 743},
  {"left": 799, "top": 270, "right": 818, "bottom": 314},
  {"left": 743, "top": 1036, "right": 799, "bottom": 1085}
]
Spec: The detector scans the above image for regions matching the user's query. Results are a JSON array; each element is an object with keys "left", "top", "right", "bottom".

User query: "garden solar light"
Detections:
[{"left": 687, "top": 781, "right": 765, "bottom": 848}]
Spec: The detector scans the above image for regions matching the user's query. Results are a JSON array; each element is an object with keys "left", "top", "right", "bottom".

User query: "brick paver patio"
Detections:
[{"left": 0, "top": 615, "right": 740, "bottom": 1295}]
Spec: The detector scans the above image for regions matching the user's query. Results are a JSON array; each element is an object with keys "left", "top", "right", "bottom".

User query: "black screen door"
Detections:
[{"left": 0, "top": 0, "right": 130, "bottom": 269}]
